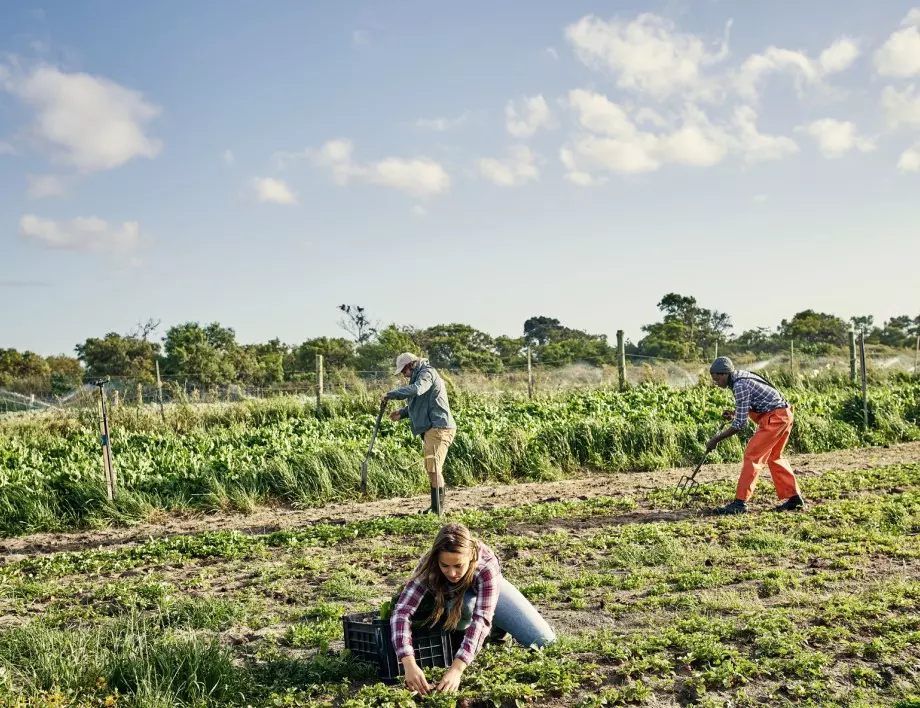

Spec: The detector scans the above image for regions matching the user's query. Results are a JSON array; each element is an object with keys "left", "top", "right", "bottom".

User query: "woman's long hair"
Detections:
[{"left": 411, "top": 522, "right": 480, "bottom": 630}]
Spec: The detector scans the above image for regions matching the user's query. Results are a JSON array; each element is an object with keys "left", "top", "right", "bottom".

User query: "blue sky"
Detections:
[{"left": 2, "top": 0, "right": 919, "bottom": 356}]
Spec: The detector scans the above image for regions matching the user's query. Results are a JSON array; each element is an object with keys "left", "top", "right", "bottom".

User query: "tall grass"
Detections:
[
  {"left": 0, "top": 616, "right": 242, "bottom": 706},
  {"left": 0, "top": 379, "right": 917, "bottom": 536}
]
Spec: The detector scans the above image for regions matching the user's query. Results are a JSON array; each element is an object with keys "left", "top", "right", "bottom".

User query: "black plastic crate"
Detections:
[{"left": 342, "top": 610, "right": 465, "bottom": 683}]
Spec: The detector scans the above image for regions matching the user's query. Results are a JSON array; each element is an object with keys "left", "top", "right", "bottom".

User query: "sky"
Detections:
[{"left": 1, "top": 0, "right": 919, "bottom": 357}]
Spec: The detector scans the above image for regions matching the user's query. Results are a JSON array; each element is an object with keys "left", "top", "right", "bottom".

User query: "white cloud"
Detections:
[
  {"left": 657, "top": 109, "right": 729, "bottom": 167},
  {"left": 416, "top": 113, "right": 468, "bottom": 131},
  {"left": 223, "top": 149, "right": 234, "bottom": 166},
  {"left": 898, "top": 143, "right": 920, "bottom": 172},
  {"left": 20, "top": 214, "right": 141, "bottom": 252},
  {"left": 412, "top": 204, "right": 428, "bottom": 218},
  {"left": 561, "top": 91, "right": 799, "bottom": 182},
  {"left": 635, "top": 107, "right": 668, "bottom": 127},
  {"left": 876, "top": 10, "right": 920, "bottom": 77},
  {"left": 250, "top": 177, "right": 296, "bottom": 205},
  {"left": 819, "top": 38, "right": 861, "bottom": 74},
  {"left": 737, "top": 37, "right": 859, "bottom": 100},
  {"left": 478, "top": 145, "right": 540, "bottom": 186},
  {"left": 306, "top": 139, "right": 451, "bottom": 197},
  {"left": 567, "top": 134, "right": 661, "bottom": 174},
  {"left": 881, "top": 85, "right": 920, "bottom": 128},
  {"left": 506, "top": 94, "right": 557, "bottom": 138},
  {"left": 26, "top": 173, "right": 68, "bottom": 198},
  {"left": 560, "top": 147, "right": 601, "bottom": 186},
  {"left": 0, "top": 141, "right": 15, "bottom": 155},
  {"left": 566, "top": 89, "right": 636, "bottom": 137},
  {"left": 546, "top": 47, "right": 559, "bottom": 61},
  {"left": 352, "top": 30, "right": 369, "bottom": 47},
  {"left": 799, "top": 119, "right": 875, "bottom": 158},
  {"left": 753, "top": 194, "right": 769, "bottom": 202},
  {"left": 563, "top": 109, "right": 730, "bottom": 176},
  {"left": 365, "top": 157, "right": 451, "bottom": 197},
  {"left": 733, "top": 106, "right": 800, "bottom": 163},
  {"left": 564, "top": 13, "right": 730, "bottom": 100},
  {"left": 2, "top": 65, "right": 161, "bottom": 172}
]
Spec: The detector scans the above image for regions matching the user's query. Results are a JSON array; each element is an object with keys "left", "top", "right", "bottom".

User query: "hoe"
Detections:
[
  {"left": 674, "top": 423, "right": 728, "bottom": 507},
  {"left": 360, "top": 399, "right": 387, "bottom": 494}
]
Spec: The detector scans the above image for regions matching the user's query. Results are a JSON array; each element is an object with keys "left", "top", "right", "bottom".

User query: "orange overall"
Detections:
[{"left": 736, "top": 407, "right": 800, "bottom": 502}]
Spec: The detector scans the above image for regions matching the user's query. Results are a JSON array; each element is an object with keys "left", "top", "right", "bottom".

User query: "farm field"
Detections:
[
  {"left": 0, "top": 444, "right": 918, "bottom": 706},
  {"left": 1, "top": 378, "right": 919, "bottom": 536}
]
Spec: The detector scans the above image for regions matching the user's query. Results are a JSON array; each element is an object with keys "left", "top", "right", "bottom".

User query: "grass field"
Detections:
[
  {"left": 0, "top": 446, "right": 917, "bottom": 706},
  {"left": 1, "top": 377, "right": 918, "bottom": 536}
]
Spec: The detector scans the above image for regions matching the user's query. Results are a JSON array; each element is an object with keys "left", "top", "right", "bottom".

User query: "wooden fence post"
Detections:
[
  {"left": 849, "top": 330, "right": 857, "bottom": 384},
  {"left": 316, "top": 354, "right": 324, "bottom": 416},
  {"left": 155, "top": 361, "right": 166, "bottom": 423},
  {"left": 859, "top": 333, "right": 868, "bottom": 430},
  {"left": 527, "top": 346, "right": 534, "bottom": 399}
]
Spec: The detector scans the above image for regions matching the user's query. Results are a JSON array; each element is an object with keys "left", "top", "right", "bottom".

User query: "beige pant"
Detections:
[{"left": 423, "top": 428, "right": 456, "bottom": 487}]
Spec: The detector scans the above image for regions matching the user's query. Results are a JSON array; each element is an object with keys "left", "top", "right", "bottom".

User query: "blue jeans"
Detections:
[{"left": 450, "top": 577, "right": 556, "bottom": 650}]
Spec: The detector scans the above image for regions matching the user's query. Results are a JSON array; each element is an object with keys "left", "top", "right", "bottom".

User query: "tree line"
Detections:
[{"left": 2, "top": 296, "right": 918, "bottom": 395}]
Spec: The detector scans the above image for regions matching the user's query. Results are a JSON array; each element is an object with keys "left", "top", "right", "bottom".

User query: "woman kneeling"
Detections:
[{"left": 390, "top": 522, "right": 556, "bottom": 695}]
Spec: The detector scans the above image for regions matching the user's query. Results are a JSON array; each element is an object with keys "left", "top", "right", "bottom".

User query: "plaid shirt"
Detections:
[
  {"left": 729, "top": 371, "right": 789, "bottom": 430},
  {"left": 391, "top": 541, "right": 501, "bottom": 666}
]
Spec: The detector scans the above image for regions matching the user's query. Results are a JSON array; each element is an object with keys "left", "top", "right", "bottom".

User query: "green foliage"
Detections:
[
  {"left": 638, "top": 293, "right": 731, "bottom": 360},
  {"left": 1, "top": 380, "right": 918, "bottom": 535},
  {"left": 779, "top": 310, "right": 849, "bottom": 352},
  {"left": 76, "top": 332, "right": 160, "bottom": 383}
]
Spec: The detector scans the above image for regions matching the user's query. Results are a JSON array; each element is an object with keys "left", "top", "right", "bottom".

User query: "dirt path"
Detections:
[{"left": 2, "top": 441, "right": 918, "bottom": 561}]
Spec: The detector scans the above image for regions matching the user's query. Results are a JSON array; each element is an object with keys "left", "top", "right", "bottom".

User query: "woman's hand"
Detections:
[
  {"left": 389, "top": 411, "right": 401, "bottom": 422},
  {"left": 435, "top": 666, "right": 464, "bottom": 693},
  {"left": 403, "top": 660, "right": 430, "bottom": 695},
  {"left": 435, "top": 658, "right": 467, "bottom": 693},
  {"left": 722, "top": 409, "right": 734, "bottom": 421}
]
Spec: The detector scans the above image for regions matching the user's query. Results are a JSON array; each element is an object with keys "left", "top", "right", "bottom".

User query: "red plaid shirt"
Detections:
[{"left": 390, "top": 541, "right": 501, "bottom": 666}]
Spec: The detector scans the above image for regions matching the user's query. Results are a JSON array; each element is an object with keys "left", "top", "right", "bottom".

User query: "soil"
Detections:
[{"left": 1, "top": 440, "right": 918, "bottom": 563}]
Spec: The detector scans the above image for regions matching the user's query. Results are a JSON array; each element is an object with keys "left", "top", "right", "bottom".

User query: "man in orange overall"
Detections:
[{"left": 705, "top": 357, "right": 806, "bottom": 515}]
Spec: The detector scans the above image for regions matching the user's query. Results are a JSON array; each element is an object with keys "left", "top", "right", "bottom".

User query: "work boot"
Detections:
[
  {"left": 715, "top": 499, "right": 748, "bottom": 515},
  {"left": 774, "top": 495, "right": 806, "bottom": 512},
  {"left": 437, "top": 487, "right": 446, "bottom": 515},
  {"left": 419, "top": 488, "right": 446, "bottom": 515}
]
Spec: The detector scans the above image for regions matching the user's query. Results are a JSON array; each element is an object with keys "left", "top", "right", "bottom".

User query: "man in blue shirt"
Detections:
[{"left": 383, "top": 352, "right": 457, "bottom": 515}]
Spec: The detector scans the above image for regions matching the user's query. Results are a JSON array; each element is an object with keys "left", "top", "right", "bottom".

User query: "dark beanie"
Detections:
[{"left": 710, "top": 357, "right": 735, "bottom": 375}]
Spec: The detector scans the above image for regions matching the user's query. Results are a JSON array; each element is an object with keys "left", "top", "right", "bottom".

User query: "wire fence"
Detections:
[{"left": 2, "top": 343, "right": 917, "bottom": 415}]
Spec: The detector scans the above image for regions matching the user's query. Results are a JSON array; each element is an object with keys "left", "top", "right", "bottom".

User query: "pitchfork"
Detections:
[{"left": 673, "top": 423, "right": 728, "bottom": 507}]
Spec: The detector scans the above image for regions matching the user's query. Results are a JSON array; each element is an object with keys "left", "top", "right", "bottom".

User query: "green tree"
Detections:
[
  {"left": 523, "top": 317, "right": 566, "bottom": 346},
  {"left": 877, "top": 316, "right": 914, "bottom": 348},
  {"left": 494, "top": 336, "right": 527, "bottom": 368},
  {"left": 731, "top": 327, "right": 778, "bottom": 353},
  {"left": 46, "top": 356, "right": 84, "bottom": 394},
  {"left": 162, "top": 322, "right": 240, "bottom": 385},
  {"left": 239, "top": 339, "right": 288, "bottom": 385},
  {"left": 637, "top": 320, "right": 696, "bottom": 360},
  {"left": 421, "top": 323, "right": 503, "bottom": 372},
  {"left": 293, "top": 337, "right": 355, "bottom": 376},
  {"left": 75, "top": 334, "right": 160, "bottom": 382},
  {"left": 850, "top": 315, "right": 875, "bottom": 338},
  {"left": 355, "top": 325, "right": 421, "bottom": 373},
  {"left": 523, "top": 316, "right": 614, "bottom": 366},
  {"left": 778, "top": 310, "right": 849, "bottom": 352},
  {"left": 541, "top": 337, "right": 615, "bottom": 367},
  {"left": 638, "top": 293, "right": 732, "bottom": 359},
  {"left": 0, "top": 349, "right": 51, "bottom": 388}
]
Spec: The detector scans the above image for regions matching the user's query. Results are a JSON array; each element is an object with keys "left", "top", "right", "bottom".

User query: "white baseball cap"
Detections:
[{"left": 394, "top": 352, "right": 419, "bottom": 375}]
